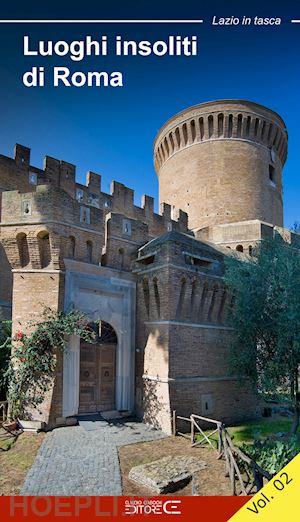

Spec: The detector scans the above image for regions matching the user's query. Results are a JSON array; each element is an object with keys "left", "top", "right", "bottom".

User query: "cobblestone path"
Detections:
[{"left": 21, "top": 417, "right": 167, "bottom": 496}]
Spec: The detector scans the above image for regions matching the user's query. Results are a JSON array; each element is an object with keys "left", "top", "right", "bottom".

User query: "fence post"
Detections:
[
  {"left": 172, "top": 410, "right": 177, "bottom": 436},
  {"left": 190, "top": 415, "right": 194, "bottom": 445}
]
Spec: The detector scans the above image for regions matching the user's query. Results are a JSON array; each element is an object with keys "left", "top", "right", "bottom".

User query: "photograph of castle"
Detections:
[{"left": 0, "top": 100, "right": 291, "bottom": 434}]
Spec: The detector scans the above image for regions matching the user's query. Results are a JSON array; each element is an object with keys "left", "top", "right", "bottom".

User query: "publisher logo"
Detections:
[{"left": 124, "top": 499, "right": 182, "bottom": 515}]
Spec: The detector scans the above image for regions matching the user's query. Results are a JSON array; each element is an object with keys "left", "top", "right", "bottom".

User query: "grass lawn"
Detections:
[
  {"left": 227, "top": 415, "right": 300, "bottom": 445},
  {"left": 0, "top": 429, "right": 44, "bottom": 495},
  {"left": 196, "top": 415, "right": 300, "bottom": 448}
]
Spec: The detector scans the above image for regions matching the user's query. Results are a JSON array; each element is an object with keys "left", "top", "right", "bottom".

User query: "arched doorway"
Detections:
[{"left": 79, "top": 321, "right": 117, "bottom": 413}]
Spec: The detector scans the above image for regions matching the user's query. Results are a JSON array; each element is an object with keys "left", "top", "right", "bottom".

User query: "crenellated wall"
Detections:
[
  {"left": 0, "top": 144, "right": 188, "bottom": 319},
  {"left": 0, "top": 144, "right": 188, "bottom": 235}
]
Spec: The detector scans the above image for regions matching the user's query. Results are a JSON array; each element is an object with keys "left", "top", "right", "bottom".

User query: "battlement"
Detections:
[
  {"left": 0, "top": 144, "right": 188, "bottom": 236},
  {"left": 154, "top": 100, "right": 288, "bottom": 171}
]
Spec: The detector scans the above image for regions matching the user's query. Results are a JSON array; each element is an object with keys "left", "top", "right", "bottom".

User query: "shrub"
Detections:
[
  {"left": 1, "top": 308, "right": 96, "bottom": 420},
  {"left": 241, "top": 438, "right": 299, "bottom": 474}
]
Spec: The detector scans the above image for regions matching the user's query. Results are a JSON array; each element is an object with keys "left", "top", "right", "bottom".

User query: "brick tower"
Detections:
[{"left": 154, "top": 100, "right": 288, "bottom": 231}]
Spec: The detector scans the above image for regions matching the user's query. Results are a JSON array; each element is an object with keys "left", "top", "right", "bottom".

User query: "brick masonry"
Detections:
[{"left": 0, "top": 99, "right": 295, "bottom": 434}]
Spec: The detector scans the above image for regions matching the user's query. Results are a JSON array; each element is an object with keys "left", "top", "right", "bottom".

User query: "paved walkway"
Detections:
[{"left": 21, "top": 416, "right": 167, "bottom": 496}]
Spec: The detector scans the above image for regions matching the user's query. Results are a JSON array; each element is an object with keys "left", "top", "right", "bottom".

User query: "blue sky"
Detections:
[{"left": 0, "top": 0, "right": 299, "bottom": 227}]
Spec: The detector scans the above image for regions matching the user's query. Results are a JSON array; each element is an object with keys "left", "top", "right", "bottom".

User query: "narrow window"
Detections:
[
  {"left": 254, "top": 118, "right": 259, "bottom": 137},
  {"left": 261, "top": 121, "right": 266, "bottom": 142},
  {"left": 198, "top": 281, "right": 208, "bottom": 320},
  {"left": 228, "top": 114, "right": 233, "bottom": 137},
  {"left": 208, "top": 115, "right": 214, "bottom": 138},
  {"left": 68, "top": 236, "right": 76, "bottom": 258},
  {"left": 104, "top": 199, "right": 111, "bottom": 209},
  {"left": 208, "top": 285, "right": 218, "bottom": 323},
  {"left": 176, "top": 278, "right": 186, "bottom": 318},
  {"left": 169, "top": 132, "right": 175, "bottom": 153},
  {"left": 29, "top": 172, "right": 37, "bottom": 185},
  {"left": 80, "top": 206, "right": 90, "bottom": 224},
  {"left": 142, "top": 278, "right": 150, "bottom": 318},
  {"left": 87, "top": 241, "right": 93, "bottom": 263},
  {"left": 122, "top": 219, "right": 132, "bottom": 236},
  {"left": 237, "top": 114, "right": 243, "bottom": 137},
  {"left": 153, "top": 278, "right": 160, "bottom": 318},
  {"left": 182, "top": 123, "right": 188, "bottom": 145},
  {"left": 118, "top": 248, "right": 124, "bottom": 269},
  {"left": 190, "top": 120, "right": 196, "bottom": 142},
  {"left": 175, "top": 127, "right": 181, "bottom": 148},
  {"left": 191, "top": 280, "right": 197, "bottom": 307},
  {"left": 272, "top": 128, "right": 279, "bottom": 147},
  {"left": 217, "top": 289, "right": 227, "bottom": 324},
  {"left": 199, "top": 117, "right": 204, "bottom": 140},
  {"left": 269, "top": 165, "right": 276, "bottom": 184},
  {"left": 17, "top": 233, "right": 29, "bottom": 267},
  {"left": 38, "top": 231, "right": 51, "bottom": 268},
  {"left": 246, "top": 116, "right": 251, "bottom": 135},
  {"left": 218, "top": 113, "right": 224, "bottom": 137},
  {"left": 76, "top": 188, "right": 84, "bottom": 202},
  {"left": 157, "top": 148, "right": 163, "bottom": 165},
  {"left": 267, "top": 124, "right": 273, "bottom": 144},
  {"left": 164, "top": 137, "right": 169, "bottom": 156}
]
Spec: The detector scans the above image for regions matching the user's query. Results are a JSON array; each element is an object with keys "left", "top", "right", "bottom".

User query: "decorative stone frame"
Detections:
[{"left": 62, "top": 259, "right": 136, "bottom": 417}]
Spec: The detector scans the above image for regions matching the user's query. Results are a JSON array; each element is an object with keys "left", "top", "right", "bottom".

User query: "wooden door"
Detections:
[{"left": 79, "top": 342, "right": 116, "bottom": 413}]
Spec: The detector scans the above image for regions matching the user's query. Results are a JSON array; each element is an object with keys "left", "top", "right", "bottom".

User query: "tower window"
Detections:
[
  {"left": 29, "top": 172, "right": 37, "bottom": 185},
  {"left": 76, "top": 188, "right": 84, "bottom": 202},
  {"left": 122, "top": 219, "right": 132, "bottom": 236},
  {"left": 269, "top": 165, "right": 276, "bottom": 185},
  {"left": 80, "top": 206, "right": 91, "bottom": 224}
]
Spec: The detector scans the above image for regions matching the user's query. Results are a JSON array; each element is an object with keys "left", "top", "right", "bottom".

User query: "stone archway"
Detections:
[
  {"left": 62, "top": 261, "right": 136, "bottom": 418},
  {"left": 79, "top": 321, "right": 117, "bottom": 413}
]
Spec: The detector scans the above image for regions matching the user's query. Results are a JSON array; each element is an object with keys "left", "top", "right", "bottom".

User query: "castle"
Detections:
[{"left": 0, "top": 99, "right": 296, "bottom": 433}]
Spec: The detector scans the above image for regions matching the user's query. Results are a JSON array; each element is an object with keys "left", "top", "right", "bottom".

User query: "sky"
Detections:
[{"left": 0, "top": 0, "right": 299, "bottom": 227}]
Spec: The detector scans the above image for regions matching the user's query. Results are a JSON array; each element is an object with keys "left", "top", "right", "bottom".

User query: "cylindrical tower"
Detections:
[{"left": 154, "top": 100, "right": 288, "bottom": 231}]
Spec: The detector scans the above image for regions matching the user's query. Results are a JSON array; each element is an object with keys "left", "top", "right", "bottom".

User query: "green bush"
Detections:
[
  {"left": 1, "top": 309, "right": 96, "bottom": 420},
  {"left": 242, "top": 438, "right": 299, "bottom": 474}
]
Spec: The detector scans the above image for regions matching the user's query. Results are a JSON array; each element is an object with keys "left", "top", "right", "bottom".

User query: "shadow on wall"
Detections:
[
  {"left": 142, "top": 378, "right": 165, "bottom": 430},
  {"left": 145, "top": 327, "right": 169, "bottom": 364}
]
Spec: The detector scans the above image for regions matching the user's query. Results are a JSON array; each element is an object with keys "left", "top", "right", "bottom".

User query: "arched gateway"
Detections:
[{"left": 62, "top": 260, "right": 136, "bottom": 418}]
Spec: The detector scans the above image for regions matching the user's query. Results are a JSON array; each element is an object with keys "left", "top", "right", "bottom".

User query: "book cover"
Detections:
[{"left": 0, "top": 1, "right": 299, "bottom": 520}]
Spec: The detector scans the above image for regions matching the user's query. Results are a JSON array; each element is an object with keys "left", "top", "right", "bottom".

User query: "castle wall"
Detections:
[
  {"left": 11, "top": 270, "right": 65, "bottom": 426},
  {"left": 196, "top": 219, "right": 300, "bottom": 254},
  {"left": 134, "top": 232, "right": 259, "bottom": 433}
]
